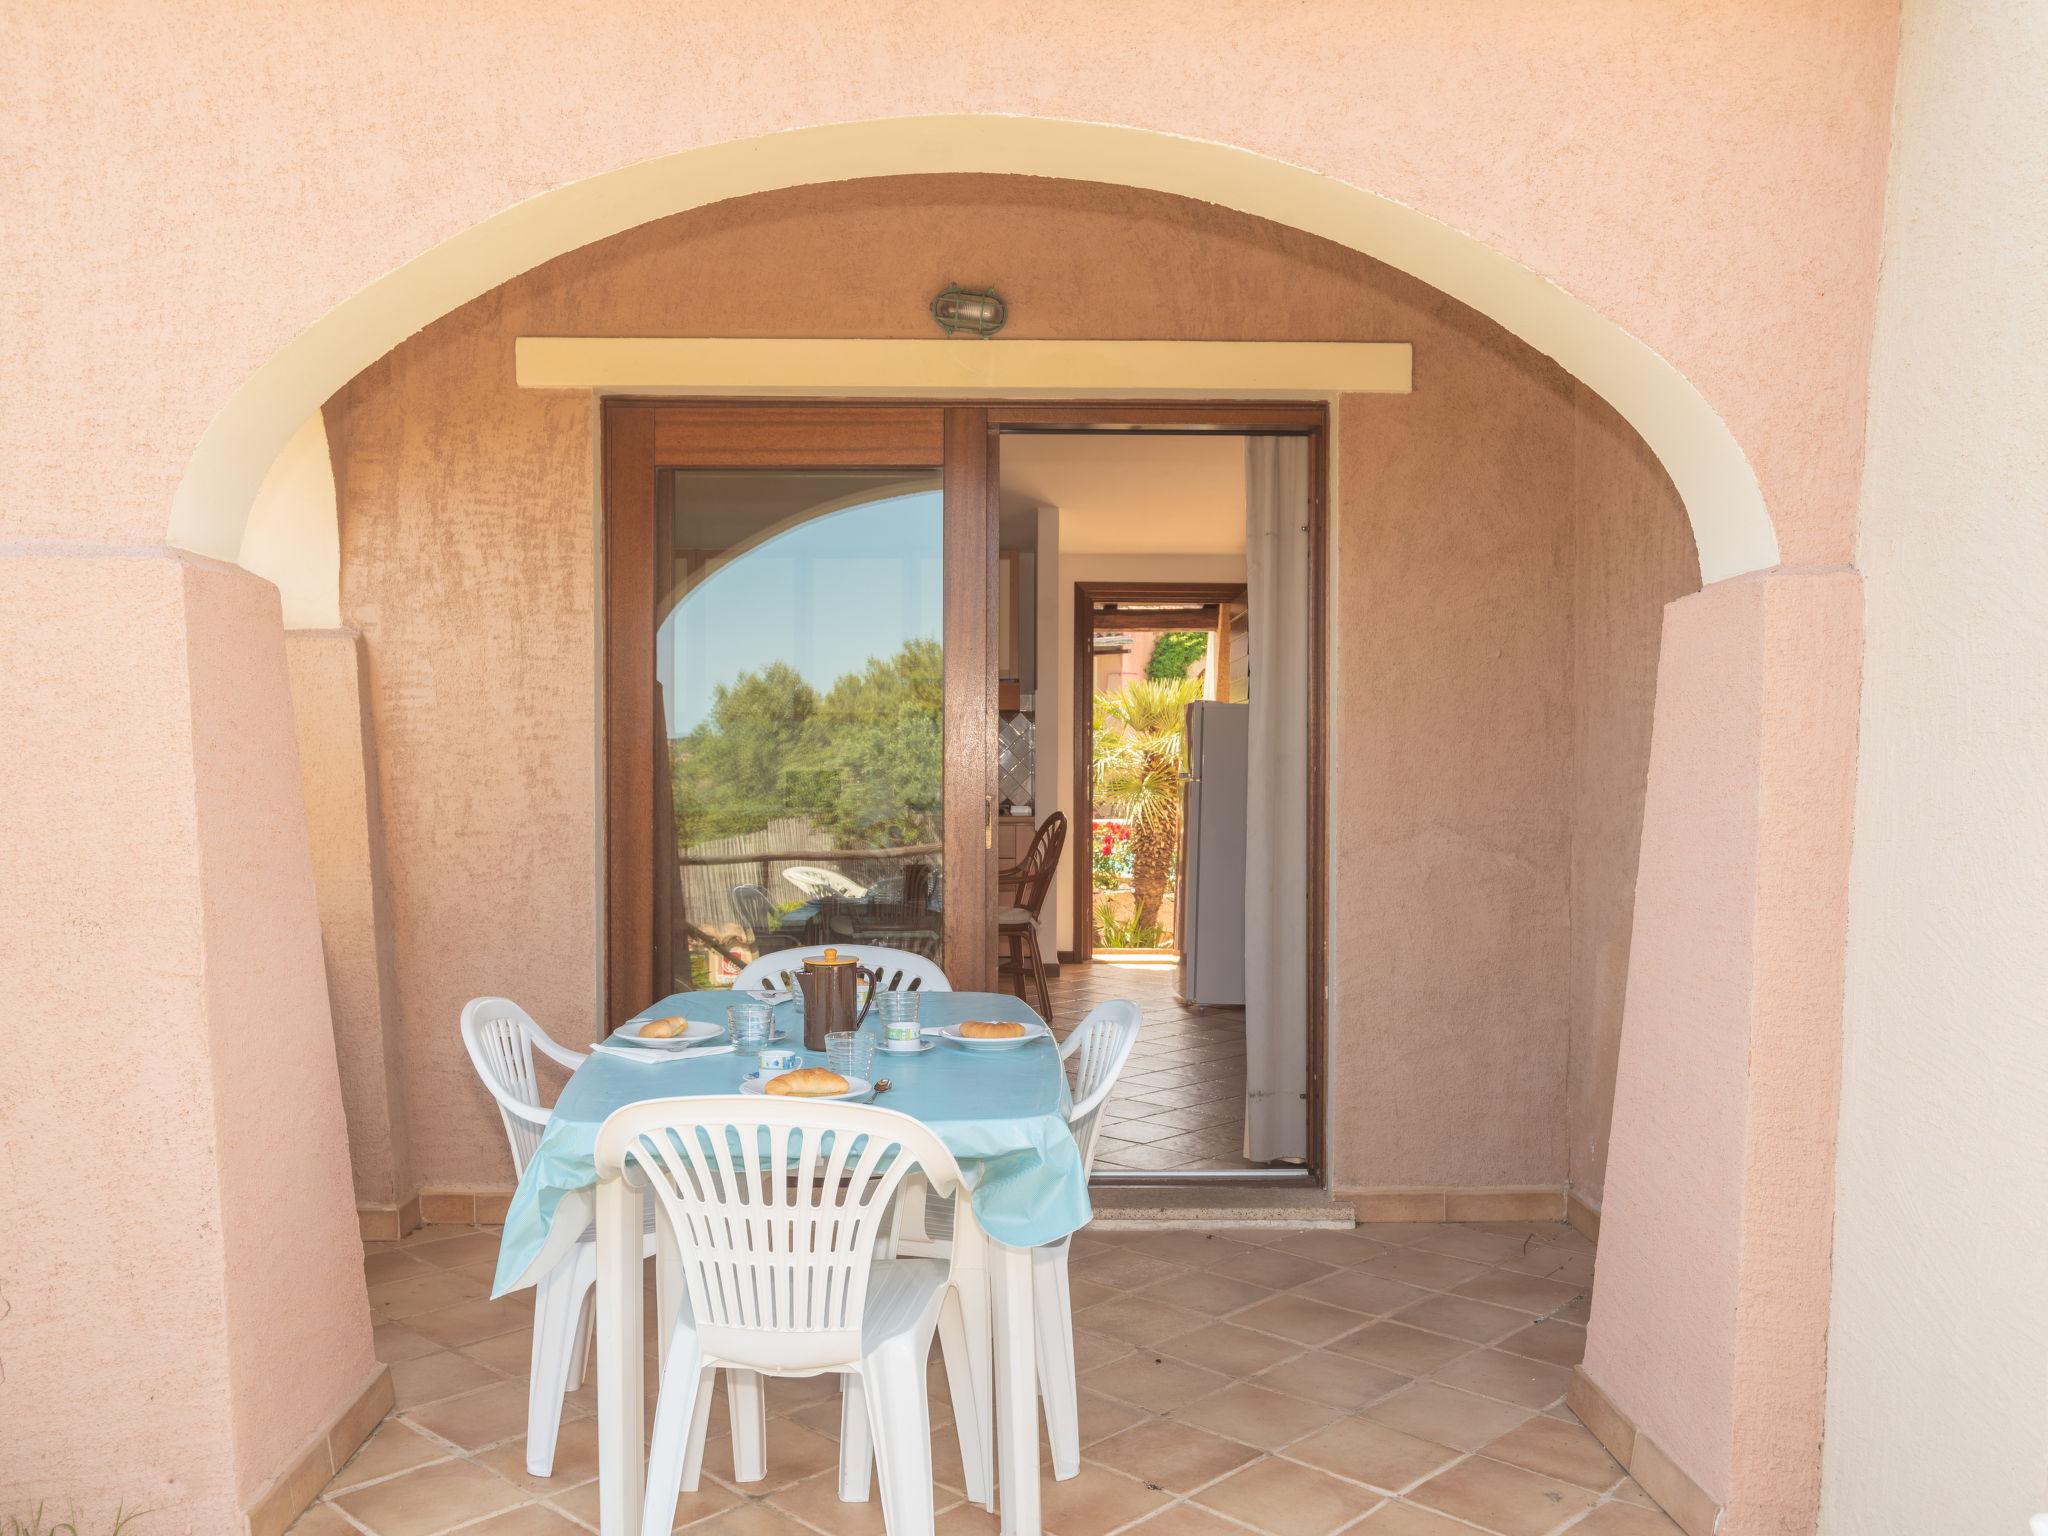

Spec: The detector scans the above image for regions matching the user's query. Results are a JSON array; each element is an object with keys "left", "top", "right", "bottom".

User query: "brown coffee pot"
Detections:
[{"left": 795, "top": 948, "right": 876, "bottom": 1051}]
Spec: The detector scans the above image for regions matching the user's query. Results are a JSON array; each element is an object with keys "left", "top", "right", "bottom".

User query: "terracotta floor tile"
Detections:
[
  {"left": 1407, "top": 1454, "right": 1600, "bottom": 1536},
  {"left": 1071, "top": 1326, "right": 1136, "bottom": 1373},
  {"left": 457, "top": 1506, "right": 589, "bottom": 1535},
  {"left": 1087, "top": 1417, "right": 1261, "bottom": 1493},
  {"left": 1348, "top": 1501, "right": 1479, "bottom": 1534},
  {"left": 1252, "top": 1349, "right": 1409, "bottom": 1410},
  {"left": 1499, "top": 1248, "right": 1596, "bottom": 1288},
  {"left": 1068, "top": 1247, "right": 1188, "bottom": 1289},
  {"left": 1209, "top": 1247, "right": 1335, "bottom": 1291},
  {"left": 1105, "top": 1236, "right": 1245, "bottom": 1269},
  {"left": 1552, "top": 1291, "right": 1594, "bottom": 1326},
  {"left": 690, "top": 1505, "right": 825, "bottom": 1534},
  {"left": 1171, "top": 1381, "right": 1347, "bottom": 1450},
  {"left": 1571, "top": 1498, "right": 1685, "bottom": 1534},
  {"left": 1119, "top": 1501, "right": 1256, "bottom": 1533},
  {"left": 1035, "top": 1463, "right": 1172, "bottom": 1535},
  {"left": 550, "top": 1474, "right": 741, "bottom": 1532},
  {"left": 1352, "top": 1224, "right": 1448, "bottom": 1246},
  {"left": 459, "top": 1326, "right": 539, "bottom": 1377},
  {"left": 1269, "top": 1228, "right": 1394, "bottom": 1268},
  {"left": 285, "top": 1505, "right": 361, "bottom": 1535},
  {"left": 1233, "top": 1292, "right": 1368, "bottom": 1346},
  {"left": 1411, "top": 1228, "right": 1537, "bottom": 1266},
  {"left": 1193, "top": 1455, "right": 1381, "bottom": 1535},
  {"left": 1330, "top": 1321, "right": 1477, "bottom": 1377},
  {"left": 328, "top": 1420, "right": 451, "bottom": 1492},
  {"left": 407, "top": 1296, "right": 535, "bottom": 1349},
  {"left": 1081, "top": 1350, "right": 1232, "bottom": 1413},
  {"left": 411, "top": 1230, "right": 510, "bottom": 1270},
  {"left": 366, "top": 1250, "right": 437, "bottom": 1286},
  {"left": 1361, "top": 1383, "right": 1534, "bottom": 1452},
  {"left": 1072, "top": 1293, "right": 1207, "bottom": 1347},
  {"left": 1495, "top": 1319, "right": 1588, "bottom": 1367},
  {"left": 1140, "top": 1267, "right": 1273, "bottom": 1317},
  {"left": 331, "top": 1457, "right": 525, "bottom": 1536},
  {"left": 369, "top": 1269, "right": 490, "bottom": 1323},
  {"left": 767, "top": 1468, "right": 891, "bottom": 1534},
  {"left": 1358, "top": 1249, "right": 1491, "bottom": 1293},
  {"left": 373, "top": 1322, "right": 444, "bottom": 1364},
  {"left": 1479, "top": 1414, "right": 1625, "bottom": 1492},
  {"left": 1452, "top": 1269, "right": 1585, "bottom": 1316},
  {"left": 1392, "top": 1294, "right": 1535, "bottom": 1344},
  {"left": 472, "top": 1417, "right": 603, "bottom": 1492},
  {"left": 1431, "top": 1348, "right": 1576, "bottom": 1409},
  {"left": 406, "top": 1380, "right": 551, "bottom": 1451},
  {"left": 698, "top": 1418, "right": 841, "bottom": 1492},
  {"left": 1156, "top": 1321, "right": 1305, "bottom": 1377},
  {"left": 1065, "top": 1275, "right": 1120, "bottom": 1312},
  {"left": 1068, "top": 1387, "right": 1151, "bottom": 1447},
  {"left": 388, "top": 1349, "right": 503, "bottom": 1411},
  {"left": 1283, "top": 1415, "right": 1461, "bottom": 1493},
  {"left": 1296, "top": 1268, "right": 1435, "bottom": 1318},
  {"left": 935, "top": 1497, "right": 1005, "bottom": 1533}
]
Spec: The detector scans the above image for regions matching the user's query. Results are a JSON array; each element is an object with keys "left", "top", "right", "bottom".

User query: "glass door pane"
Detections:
[{"left": 653, "top": 469, "right": 946, "bottom": 990}]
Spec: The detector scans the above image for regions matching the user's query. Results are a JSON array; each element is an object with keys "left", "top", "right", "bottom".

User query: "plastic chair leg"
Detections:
[
  {"left": 641, "top": 1341, "right": 708, "bottom": 1536},
  {"left": 1034, "top": 1239, "right": 1080, "bottom": 1478},
  {"left": 838, "top": 1374, "right": 873, "bottom": 1503},
  {"left": 864, "top": 1340, "right": 936, "bottom": 1536},
  {"left": 938, "top": 1286, "right": 992, "bottom": 1505},
  {"left": 564, "top": 1290, "right": 594, "bottom": 1391},
  {"left": 726, "top": 1369, "right": 768, "bottom": 1483},
  {"left": 523, "top": 1250, "right": 591, "bottom": 1477}
]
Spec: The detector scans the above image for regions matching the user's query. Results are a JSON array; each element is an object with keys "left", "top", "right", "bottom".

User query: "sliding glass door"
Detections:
[{"left": 604, "top": 405, "right": 996, "bottom": 1024}]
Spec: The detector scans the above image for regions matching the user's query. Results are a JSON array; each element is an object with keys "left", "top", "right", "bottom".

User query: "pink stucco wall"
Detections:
[
  {"left": 1584, "top": 568, "right": 1861, "bottom": 1524},
  {"left": 286, "top": 630, "right": 414, "bottom": 1210},
  {"left": 3, "top": 2, "right": 1893, "bottom": 568},
  {"left": 0, "top": 552, "right": 375, "bottom": 1530},
  {"left": 316, "top": 175, "right": 1689, "bottom": 1200}
]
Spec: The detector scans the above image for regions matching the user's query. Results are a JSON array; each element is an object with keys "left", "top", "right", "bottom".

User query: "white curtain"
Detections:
[{"left": 1243, "top": 437, "right": 1311, "bottom": 1162}]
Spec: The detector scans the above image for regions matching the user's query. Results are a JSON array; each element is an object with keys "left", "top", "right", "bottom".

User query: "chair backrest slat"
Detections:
[
  {"left": 1062, "top": 1001, "right": 1143, "bottom": 1176},
  {"left": 1004, "top": 813, "right": 1068, "bottom": 919},
  {"left": 732, "top": 943, "right": 951, "bottom": 997},
  {"left": 598, "top": 1098, "right": 973, "bottom": 1370},
  {"left": 460, "top": 997, "right": 586, "bottom": 1179}
]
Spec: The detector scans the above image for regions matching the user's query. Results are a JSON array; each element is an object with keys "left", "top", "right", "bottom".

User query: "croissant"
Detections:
[
  {"left": 764, "top": 1067, "right": 851, "bottom": 1097},
  {"left": 637, "top": 1017, "right": 689, "bottom": 1039},
  {"left": 959, "top": 1020, "right": 1027, "bottom": 1040}
]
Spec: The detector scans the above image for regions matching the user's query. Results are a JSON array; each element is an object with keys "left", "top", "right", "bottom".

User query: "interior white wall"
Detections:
[
  {"left": 237, "top": 412, "right": 341, "bottom": 630},
  {"left": 1033, "top": 506, "right": 1062, "bottom": 950},
  {"left": 1052, "top": 552, "right": 1250, "bottom": 956},
  {"left": 1823, "top": 2, "right": 2048, "bottom": 1531}
]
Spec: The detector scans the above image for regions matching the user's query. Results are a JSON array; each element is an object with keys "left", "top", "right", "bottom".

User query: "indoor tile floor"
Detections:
[
  {"left": 301, "top": 1217, "right": 1676, "bottom": 1536},
  {"left": 1041, "top": 956, "right": 1266, "bottom": 1174}
]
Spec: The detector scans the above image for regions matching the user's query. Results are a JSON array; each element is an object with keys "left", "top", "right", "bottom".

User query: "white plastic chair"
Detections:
[
  {"left": 460, "top": 998, "right": 693, "bottom": 1478},
  {"left": 733, "top": 942, "right": 951, "bottom": 996},
  {"left": 596, "top": 1098, "right": 992, "bottom": 1536},
  {"left": 1035, "top": 1001, "right": 1141, "bottom": 1477},
  {"left": 781, "top": 863, "right": 871, "bottom": 900}
]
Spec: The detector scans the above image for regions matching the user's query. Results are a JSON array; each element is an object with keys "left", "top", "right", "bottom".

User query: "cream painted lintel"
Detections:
[{"left": 514, "top": 337, "right": 1412, "bottom": 394}]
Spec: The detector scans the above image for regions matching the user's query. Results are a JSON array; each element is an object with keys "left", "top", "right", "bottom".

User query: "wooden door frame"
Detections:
[
  {"left": 600, "top": 397, "right": 1328, "bottom": 1183},
  {"left": 601, "top": 400, "right": 995, "bottom": 1028},
  {"left": 1071, "top": 580, "right": 1250, "bottom": 966}
]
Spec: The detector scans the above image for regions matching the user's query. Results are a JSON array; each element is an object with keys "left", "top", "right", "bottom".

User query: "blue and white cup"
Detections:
[{"left": 757, "top": 1047, "right": 801, "bottom": 1074}]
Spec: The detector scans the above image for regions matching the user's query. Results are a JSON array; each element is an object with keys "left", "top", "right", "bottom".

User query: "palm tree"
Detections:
[{"left": 1091, "top": 676, "right": 1201, "bottom": 934}]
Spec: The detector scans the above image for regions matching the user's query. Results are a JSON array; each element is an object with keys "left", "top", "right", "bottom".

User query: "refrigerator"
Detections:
[{"left": 1177, "top": 700, "right": 1249, "bottom": 1006}]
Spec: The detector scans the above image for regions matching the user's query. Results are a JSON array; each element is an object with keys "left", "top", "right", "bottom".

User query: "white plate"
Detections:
[
  {"left": 936, "top": 1021, "right": 1050, "bottom": 1052},
  {"left": 615, "top": 1016, "right": 722, "bottom": 1049},
  {"left": 739, "top": 1071, "right": 875, "bottom": 1102}
]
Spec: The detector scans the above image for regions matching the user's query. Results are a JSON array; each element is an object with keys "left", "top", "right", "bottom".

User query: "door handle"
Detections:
[{"left": 985, "top": 794, "right": 993, "bottom": 850}]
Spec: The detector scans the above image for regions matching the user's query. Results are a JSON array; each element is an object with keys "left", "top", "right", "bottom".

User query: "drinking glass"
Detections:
[
  {"left": 826, "top": 1030, "right": 875, "bottom": 1082},
  {"left": 727, "top": 1002, "right": 774, "bottom": 1052},
  {"left": 875, "top": 990, "right": 922, "bottom": 1051}
]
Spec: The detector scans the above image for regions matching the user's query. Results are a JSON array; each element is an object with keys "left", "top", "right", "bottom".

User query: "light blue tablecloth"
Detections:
[{"left": 492, "top": 990, "right": 1090, "bottom": 1296}]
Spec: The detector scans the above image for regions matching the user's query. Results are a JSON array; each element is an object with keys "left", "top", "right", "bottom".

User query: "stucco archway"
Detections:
[{"left": 174, "top": 116, "right": 1779, "bottom": 584}]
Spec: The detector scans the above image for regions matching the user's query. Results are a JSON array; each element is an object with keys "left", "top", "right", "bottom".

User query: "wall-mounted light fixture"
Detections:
[{"left": 930, "top": 285, "right": 1007, "bottom": 338}]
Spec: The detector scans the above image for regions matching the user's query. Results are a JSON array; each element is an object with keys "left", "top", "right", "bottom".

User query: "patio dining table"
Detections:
[{"left": 491, "top": 988, "right": 1090, "bottom": 1536}]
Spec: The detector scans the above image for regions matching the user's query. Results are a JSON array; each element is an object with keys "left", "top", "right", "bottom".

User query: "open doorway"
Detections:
[{"left": 996, "top": 421, "right": 1324, "bottom": 1180}]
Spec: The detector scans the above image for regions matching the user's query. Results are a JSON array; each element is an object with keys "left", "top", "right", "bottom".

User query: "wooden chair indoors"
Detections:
[{"left": 996, "top": 812, "right": 1067, "bottom": 1022}]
